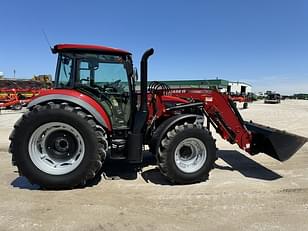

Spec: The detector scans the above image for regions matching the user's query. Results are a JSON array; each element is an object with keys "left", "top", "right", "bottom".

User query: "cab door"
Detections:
[{"left": 77, "top": 55, "right": 132, "bottom": 129}]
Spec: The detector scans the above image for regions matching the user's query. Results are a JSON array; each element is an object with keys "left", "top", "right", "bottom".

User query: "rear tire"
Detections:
[
  {"left": 157, "top": 121, "right": 216, "bottom": 184},
  {"left": 9, "top": 102, "right": 108, "bottom": 189}
]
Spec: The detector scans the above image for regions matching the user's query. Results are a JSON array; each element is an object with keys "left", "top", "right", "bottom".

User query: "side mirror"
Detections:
[
  {"left": 88, "top": 60, "right": 99, "bottom": 70},
  {"left": 62, "top": 57, "right": 71, "bottom": 65}
]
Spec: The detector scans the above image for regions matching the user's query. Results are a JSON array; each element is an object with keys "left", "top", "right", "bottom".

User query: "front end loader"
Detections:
[{"left": 9, "top": 44, "right": 307, "bottom": 189}]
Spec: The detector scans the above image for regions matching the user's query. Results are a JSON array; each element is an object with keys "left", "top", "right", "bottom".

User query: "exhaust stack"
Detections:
[
  {"left": 127, "top": 48, "right": 154, "bottom": 163},
  {"left": 140, "top": 48, "right": 154, "bottom": 113}
]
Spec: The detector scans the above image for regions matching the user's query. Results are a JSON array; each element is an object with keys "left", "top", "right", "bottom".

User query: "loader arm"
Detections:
[
  {"left": 166, "top": 88, "right": 252, "bottom": 152},
  {"left": 158, "top": 88, "right": 307, "bottom": 161}
]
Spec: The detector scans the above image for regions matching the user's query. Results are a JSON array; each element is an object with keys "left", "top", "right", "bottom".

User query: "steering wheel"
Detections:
[
  {"left": 112, "top": 79, "right": 121, "bottom": 86},
  {"left": 88, "top": 84, "right": 114, "bottom": 107},
  {"left": 104, "top": 80, "right": 122, "bottom": 93}
]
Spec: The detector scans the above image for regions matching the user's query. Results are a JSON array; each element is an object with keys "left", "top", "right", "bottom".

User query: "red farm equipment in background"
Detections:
[
  {"left": 8, "top": 44, "right": 307, "bottom": 189},
  {"left": 228, "top": 93, "right": 255, "bottom": 109},
  {"left": 0, "top": 88, "right": 40, "bottom": 110}
]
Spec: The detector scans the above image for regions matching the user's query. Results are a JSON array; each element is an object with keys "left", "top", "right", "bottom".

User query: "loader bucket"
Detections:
[{"left": 245, "top": 121, "right": 307, "bottom": 161}]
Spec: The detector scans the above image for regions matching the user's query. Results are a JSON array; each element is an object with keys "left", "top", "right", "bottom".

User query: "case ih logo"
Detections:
[{"left": 170, "top": 89, "right": 187, "bottom": 94}]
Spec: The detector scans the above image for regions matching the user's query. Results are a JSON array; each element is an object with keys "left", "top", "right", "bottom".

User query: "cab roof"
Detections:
[{"left": 53, "top": 44, "right": 131, "bottom": 56}]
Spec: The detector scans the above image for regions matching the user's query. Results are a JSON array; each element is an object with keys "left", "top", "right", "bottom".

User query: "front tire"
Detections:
[
  {"left": 9, "top": 102, "right": 108, "bottom": 189},
  {"left": 157, "top": 122, "right": 216, "bottom": 184}
]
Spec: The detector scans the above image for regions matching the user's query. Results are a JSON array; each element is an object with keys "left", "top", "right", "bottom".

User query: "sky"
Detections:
[{"left": 0, "top": 0, "right": 307, "bottom": 94}]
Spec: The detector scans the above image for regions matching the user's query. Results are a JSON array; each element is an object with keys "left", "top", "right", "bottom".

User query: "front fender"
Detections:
[
  {"left": 28, "top": 90, "right": 112, "bottom": 132},
  {"left": 150, "top": 114, "right": 204, "bottom": 154}
]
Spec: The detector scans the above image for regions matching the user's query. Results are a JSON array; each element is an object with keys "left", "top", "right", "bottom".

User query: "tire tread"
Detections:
[{"left": 9, "top": 102, "right": 108, "bottom": 189}]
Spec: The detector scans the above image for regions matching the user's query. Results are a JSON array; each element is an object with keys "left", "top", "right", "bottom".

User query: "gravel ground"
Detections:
[{"left": 0, "top": 99, "right": 307, "bottom": 231}]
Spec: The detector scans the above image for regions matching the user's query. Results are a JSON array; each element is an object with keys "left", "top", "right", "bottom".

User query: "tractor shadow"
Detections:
[
  {"left": 87, "top": 151, "right": 165, "bottom": 186},
  {"left": 10, "top": 150, "right": 282, "bottom": 190},
  {"left": 10, "top": 151, "right": 161, "bottom": 190},
  {"left": 11, "top": 176, "right": 40, "bottom": 190},
  {"left": 215, "top": 150, "right": 282, "bottom": 181},
  {"left": 141, "top": 150, "right": 282, "bottom": 185},
  {"left": 95, "top": 151, "right": 171, "bottom": 185}
]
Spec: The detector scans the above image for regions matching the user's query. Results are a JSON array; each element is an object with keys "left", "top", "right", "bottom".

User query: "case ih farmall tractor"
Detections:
[{"left": 9, "top": 44, "right": 307, "bottom": 189}]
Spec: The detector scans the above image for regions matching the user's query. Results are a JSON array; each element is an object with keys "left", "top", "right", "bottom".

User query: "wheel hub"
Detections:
[
  {"left": 55, "top": 138, "right": 69, "bottom": 152},
  {"left": 174, "top": 138, "right": 207, "bottom": 173},
  {"left": 179, "top": 145, "right": 193, "bottom": 160},
  {"left": 44, "top": 130, "right": 77, "bottom": 160}
]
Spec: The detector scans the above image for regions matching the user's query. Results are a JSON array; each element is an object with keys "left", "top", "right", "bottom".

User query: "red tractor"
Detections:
[{"left": 9, "top": 44, "right": 307, "bottom": 189}]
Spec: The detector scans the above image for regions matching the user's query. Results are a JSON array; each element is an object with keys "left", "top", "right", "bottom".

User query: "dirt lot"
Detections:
[{"left": 0, "top": 100, "right": 308, "bottom": 231}]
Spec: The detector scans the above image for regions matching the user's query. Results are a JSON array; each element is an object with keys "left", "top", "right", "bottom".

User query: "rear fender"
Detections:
[
  {"left": 28, "top": 92, "right": 112, "bottom": 132},
  {"left": 150, "top": 114, "right": 204, "bottom": 154}
]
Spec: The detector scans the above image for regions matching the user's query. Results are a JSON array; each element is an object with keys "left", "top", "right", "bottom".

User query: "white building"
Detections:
[{"left": 227, "top": 81, "right": 252, "bottom": 95}]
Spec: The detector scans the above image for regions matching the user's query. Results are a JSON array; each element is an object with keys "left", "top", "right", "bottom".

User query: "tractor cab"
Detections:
[{"left": 53, "top": 44, "right": 136, "bottom": 129}]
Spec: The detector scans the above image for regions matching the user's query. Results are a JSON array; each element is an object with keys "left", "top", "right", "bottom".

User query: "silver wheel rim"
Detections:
[
  {"left": 28, "top": 122, "right": 85, "bottom": 175},
  {"left": 174, "top": 138, "right": 207, "bottom": 173}
]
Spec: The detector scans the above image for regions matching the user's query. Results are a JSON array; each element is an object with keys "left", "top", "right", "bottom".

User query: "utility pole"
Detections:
[{"left": 13, "top": 69, "right": 16, "bottom": 78}]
